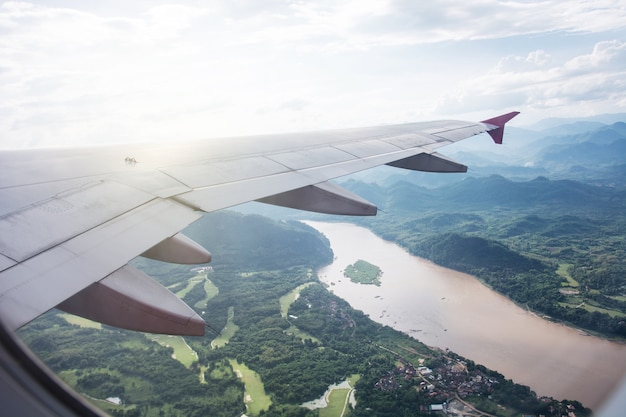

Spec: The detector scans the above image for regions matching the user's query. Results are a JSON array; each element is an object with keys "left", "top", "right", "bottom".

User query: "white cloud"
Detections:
[
  {"left": 220, "top": 0, "right": 626, "bottom": 49},
  {"left": 0, "top": 1, "right": 625, "bottom": 148},
  {"left": 434, "top": 40, "right": 626, "bottom": 122}
]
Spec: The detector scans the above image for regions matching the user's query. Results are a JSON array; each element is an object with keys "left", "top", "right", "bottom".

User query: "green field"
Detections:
[
  {"left": 229, "top": 359, "right": 271, "bottom": 416},
  {"left": 211, "top": 306, "right": 239, "bottom": 348},
  {"left": 175, "top": 275, "right": 204, "bottom": 298},
  {"left": 319, "top": 388, "right": 350, "bottom": 417},
  {"left": 279, "top": 282, "right": 315, "bottom": 317},
  {"left": 557, "top": 263, "right": 579, "bottom": 287},
  {"left": 343, "top": 259, "right": 382, "bottom": 286},
  {"left": 194, "top": 278, "right": 219, "bottom": 309},
  {"left": 318, "top": 374, "right": 360, "bottom": 417},
  {"left": 58, "top": 368, "right": 154, "bottom": 405},
  {"left": 581, "top": 303, "right": 626, "bottom": 318},
  {"left": 279, "top": 282, "right": 321, "bottom": 343},
  {"left": 150, "top": 335, "right": 198, "bottom": 367},
  {"left": 58, "top": 313, "right": 102, "bottom": 329}
]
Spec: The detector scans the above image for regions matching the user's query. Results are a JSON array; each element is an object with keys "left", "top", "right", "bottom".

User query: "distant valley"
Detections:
[{"left": 18, "top": 115, "right": 626, "bottom": 417}]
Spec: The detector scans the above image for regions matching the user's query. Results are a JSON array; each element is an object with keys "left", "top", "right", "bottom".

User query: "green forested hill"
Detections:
[
  {"left": 18, "top": 211, "right": 589, "bottom": 417},
  {"left": 345, "top": 174, "right": 626, "bottom": 214},
  {"left": 346, "top": 174, "right": 626, "bottom": 338}
]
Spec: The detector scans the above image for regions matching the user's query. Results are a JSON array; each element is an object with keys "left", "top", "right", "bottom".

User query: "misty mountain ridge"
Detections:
[
  {"left": 236, "top": 114, "right": 626, "bottom": 220},
  {"left": 524, "top": 113, "right": 626, "bottom": 130},
  {"left": 344, "top": 119, "right": 625, "bottom": 187},
  {"left": 341, "top": 174, "right": 626, "bottom": 215}
]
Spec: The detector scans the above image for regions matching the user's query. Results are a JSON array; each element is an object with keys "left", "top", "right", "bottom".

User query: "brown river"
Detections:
[{"left": 304, "top": 221, "right": 626, "bottom": 411}]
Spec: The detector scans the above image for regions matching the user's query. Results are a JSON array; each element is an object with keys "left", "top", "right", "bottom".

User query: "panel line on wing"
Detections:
[
  {"left": 0, "top": 181, "right": 155, "bottom": 262},
  {"left": 0, "top": 198, "right": 202, "bottom": 330}
]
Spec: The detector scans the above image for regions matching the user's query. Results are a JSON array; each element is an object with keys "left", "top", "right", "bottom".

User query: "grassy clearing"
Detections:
[
  {"left": 280, "top": 282, "right": 321, "bottom": 343},
  {"left": 284, "top": 324, "right": 321, "bottom": 344},
  {"left": 194, "top": 278, "right": 219, "bottom": 309},
  {"left": 559, "top": 301, "right": 626, "bottom": 318},
  {"left": 58, "top": 313, "right": 102, "bottom": 329},
  {"left": 347, "top": 374, "right": 361, "bottom": 386},
  {"left": 175, "top": 275, "right": 204, "bottom": 298},
  {"left": 120, "top": 334, "right": 152, "bottom": 350},
  {"left": 279, "top": 282, "right": 315, "bottom": 318},
  {"left": 229, "top": 359, "right": 271, "bottom": 416},
  {"left": 316, "top": 375, "right": 359, "bottom": 417},
  {"left": 319, "top": 389, "right": 350, "bottom": 417},
  {"left": 211, "top": 306, "right": 239, "bottom": 348},
  {"left": 59, "top": 368, "right": 153, "bottom": 405},
  {"left": 556, "top": 263, "right": 579, "bottom": 287},
  {"left": 150, "top": 335, "right": 198, "bottom": 367},
  {"left": 198, "top": 365, "right": 208, "bottom": 384},
  {"left": 582, "top": 303, "right": 626, "bottom": 318}
]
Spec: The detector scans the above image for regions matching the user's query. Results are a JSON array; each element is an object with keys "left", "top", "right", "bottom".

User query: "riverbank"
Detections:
[{"left": 304, "top": 221, "right": 626, "bottom": 411}]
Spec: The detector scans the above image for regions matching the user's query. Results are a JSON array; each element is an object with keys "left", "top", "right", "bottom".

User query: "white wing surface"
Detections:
[{"left": 0, "top": 112, "right": 518, "bottom": 335}]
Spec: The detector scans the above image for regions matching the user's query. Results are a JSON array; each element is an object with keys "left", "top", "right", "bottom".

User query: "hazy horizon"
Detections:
[{"left": 1, "top": 1, "right": 625, "bottom": 149}]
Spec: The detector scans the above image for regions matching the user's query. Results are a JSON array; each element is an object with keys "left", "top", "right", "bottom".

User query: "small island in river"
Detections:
[{"left": 343, "top": 259, "right": 382, "bottom": 286}]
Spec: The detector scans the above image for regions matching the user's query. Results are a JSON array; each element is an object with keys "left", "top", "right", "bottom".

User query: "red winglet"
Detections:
[{"left": 480, "top": 111, "right": 520, "bottom": 144}]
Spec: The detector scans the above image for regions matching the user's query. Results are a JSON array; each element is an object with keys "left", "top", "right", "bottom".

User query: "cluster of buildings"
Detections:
[
  {"left": 373, "top": 353, "right": 501, "bottom": 412},
  {"left": 431, "top": 359, "right": 499, "bottom": 399}
]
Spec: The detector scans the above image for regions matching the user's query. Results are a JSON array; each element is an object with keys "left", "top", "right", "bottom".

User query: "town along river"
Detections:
[{"left": 304, "top": 221, "right": 626, "bottom": 411}]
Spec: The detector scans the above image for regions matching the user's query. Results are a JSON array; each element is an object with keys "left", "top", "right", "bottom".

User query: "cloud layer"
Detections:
[{"left": 1, "top": 1, "right": 625, "bottom": 148}]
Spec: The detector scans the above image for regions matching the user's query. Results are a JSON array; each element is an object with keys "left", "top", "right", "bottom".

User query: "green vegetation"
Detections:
[
  {"left": 343, "top": 259, "right": 382, "bottom": 286},
  {"left": 348, "top": 175, "right": 626, "bottom": 339},
  {"left": 280, "top": 282, "right": 322, "bottom": 344},
  {"left": 58, "top": 313, "right": 102, "bottom": 329},
  {"left": 229, "top": 359, "right": 272, "bottom": 415},
  {"left": 557, "top": 263, "right": 579, "bottom": 287},
  {"left": 319, "top": 388, "right": 350, "bottom": 417},
  {"left": 317, "top": 374, "right": 359, "bottom": 417},
  {"left": 194, "top": 278, "right": 219, "bottom": 309},
  {"left": 20, "top": 211, "right": 591, "bottom": 416},
  {"left": 280, "top": 282, "right": 315, "bottom": 317},
  {"left": 174, "top": 276, "right": 204, "bottom": 298},
  {"left": 150, "top": 335, "right": 198, "bottom": 367},
  {"left": 211, "top": 306, "right": 239, "bottom": 348}
]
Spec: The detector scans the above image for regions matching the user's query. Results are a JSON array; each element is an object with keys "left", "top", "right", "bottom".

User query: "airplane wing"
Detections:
[{"left": 0, "top": 112, "right": 518, "bottom": 337}]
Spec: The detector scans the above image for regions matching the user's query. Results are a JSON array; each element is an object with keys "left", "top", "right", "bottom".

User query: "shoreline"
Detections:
[{"left": 304, "top": 220, "right": 626, "bottom": 411}]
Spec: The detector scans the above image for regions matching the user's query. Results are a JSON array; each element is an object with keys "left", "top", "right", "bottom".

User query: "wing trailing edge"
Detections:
[
  {"left": 141, "top": 233, "right": 211, "bottom": 264},
  {"left": 387, "top": 152, "right": 467, "bottom": 173},
  {"left": 57, "top": 265, "right": 205, "bottom": 336},
  {"left": 256, "top": 181, "right": 377, "bottom": 216}
]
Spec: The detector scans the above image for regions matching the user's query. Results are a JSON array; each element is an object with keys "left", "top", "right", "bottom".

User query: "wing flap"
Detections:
[
  {"left": 57, "top": 265, "right": 205, "bottom": 336},
  {"left": 387, "top": 152, "right": 467, "bottom": 173},
  {"left": 0, "top": 199, "right": 201, "bottom": 330},
  {"left": 0, "top": 112, "right": 520, "bottom": 332},
  {"left": 257, "top": 181, "right": 377, "bottom": 216},
  {"left": 141, "top": 233, "right": 211, "bottom": 264}
]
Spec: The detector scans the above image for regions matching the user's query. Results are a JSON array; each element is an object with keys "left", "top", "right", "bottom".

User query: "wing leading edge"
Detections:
[{"left": 0, "top": 111, "right": 519, "bottom": 335}]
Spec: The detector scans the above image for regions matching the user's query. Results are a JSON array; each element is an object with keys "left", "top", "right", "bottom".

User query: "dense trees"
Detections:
[
  {"left": 19, "top": 210, "right": 597, "bottom": 416},
  {"left": 351, "top": 175, "right": 626, "bottom": 339}
]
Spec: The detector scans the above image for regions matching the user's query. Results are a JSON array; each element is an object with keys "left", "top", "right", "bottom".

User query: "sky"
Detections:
[{"left": 1, "top": 0, "right": 625, "bottom": 149}]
